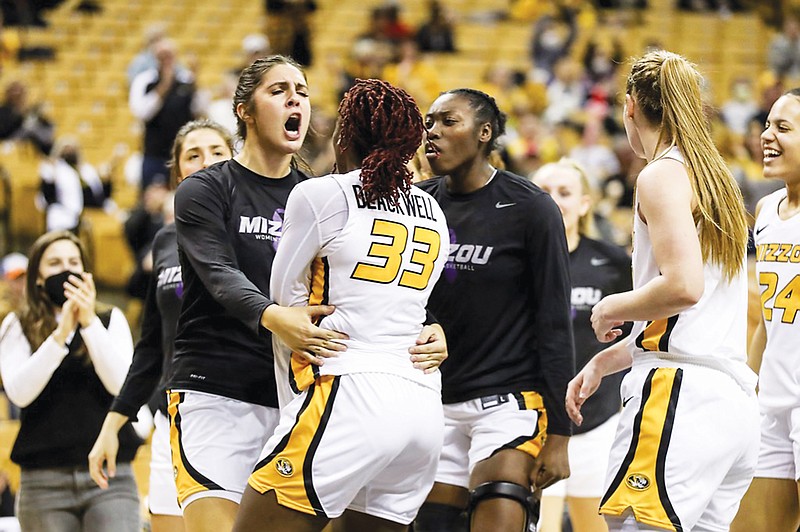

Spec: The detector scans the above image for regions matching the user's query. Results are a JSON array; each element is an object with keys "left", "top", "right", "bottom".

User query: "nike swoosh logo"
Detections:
[
  {"left": 495, "top": 202, "right": 516, "bottom": 209},
  {"left": 755, "top": 225, "right": 768, "bottom": 235},
  {"left": 590, "top": 257, "right": 609, "bottom": 266},
  {"left": 622, "top": 396, "right": 634, "bottom": 407}
]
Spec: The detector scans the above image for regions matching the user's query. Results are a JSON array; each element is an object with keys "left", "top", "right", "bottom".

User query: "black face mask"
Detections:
[
  {"left": 42, "top": 270, "right": 77, "bottom": 307},
  {"left": 62, "top": 151, "right": 79, "bottom": 167}
]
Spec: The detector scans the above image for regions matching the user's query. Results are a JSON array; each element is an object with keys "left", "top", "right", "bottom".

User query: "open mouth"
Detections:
[
  {"left": 285, "top": 114, "right": 301, "bottom": 136},
  {"left": 425, "top": 142, "right": 440, "bottom": 158},
  {"left": 763, "top": 147, "right": 781, "bottom": 161}
]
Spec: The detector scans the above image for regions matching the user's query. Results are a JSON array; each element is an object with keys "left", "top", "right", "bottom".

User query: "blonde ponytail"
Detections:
[{"left": 628, "top": 51, "right": 748, "bottom": 281}]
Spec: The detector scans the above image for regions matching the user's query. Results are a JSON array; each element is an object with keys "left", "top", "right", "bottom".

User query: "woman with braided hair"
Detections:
[
  {"left": 414, "top": 88, "right": 574, "bottom": 532},
  {"left": 566, "top": 50, "right": 758, "bottom": 532},
  {"left": 233, "top": 78, "right": 449, "bottom": 532}
]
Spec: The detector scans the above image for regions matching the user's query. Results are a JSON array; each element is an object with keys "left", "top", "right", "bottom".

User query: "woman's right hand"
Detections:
[
  {"left": 565, "top": 360, "right": 603, "bottom": 427},
  {"left": 261, "top": 304, "right": 348, "bottom": 366},
  {"left": 52, "top": 299, "right": 79, "bottom": 347},
  {"left": 88, "top": 412, "right": 128, "bottom": 489}
]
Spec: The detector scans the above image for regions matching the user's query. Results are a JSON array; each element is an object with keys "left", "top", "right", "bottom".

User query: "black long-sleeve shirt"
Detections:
[
  {"left": 111, "top": 223, "right": 182, "bottom": 418},
  {"left": 168, "top": 159, "right": 307, "bottom": 407},
  {"left": 569, "top": 237, "right": 631, "bottom": 434},
  {"left": 418, "top": 171, "right": 575, "bottom": 436}
]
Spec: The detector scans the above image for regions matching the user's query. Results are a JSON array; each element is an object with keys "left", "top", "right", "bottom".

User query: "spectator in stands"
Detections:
[
  {"left": 0, "top": 80, "right": 54, "bottom": 156},
  {"left": 721, "top": 77, "right": 760, "bottom": 137},
  {"left": 0, "top": 230, "right": 141, "bottom": 532},
  {"left": 38, "top": 136, "right": 114, "bottom": 233},
  {"left": 382, "top": 37, "right": 442, "bottom": 112},
  {"left": 264, "top": 0, "right": 317, "bottom": 66},
  {"left": 504, "top": 110, "right": 549, "bottom": 177},
  {"left": 768, "top": 13, "right": 800, "bottom": 79},
  {"left": 207, "top": 72, "right": 239, "bottom": 138},
  {"left": 416, "top": 0, "right": 456, "bottom": 53},
  {"left": 340, "top": 37, "right": 392, "bottom": 99},
  {"left": 482, "top": 64, "right": 549, "bottom": 122},
  {"left": 543, "top": 57, "right": 588, "bottom": 125},
  {"left": 231, "top": 33, "right": 272, "bottom": 77},
  {"left": 126, "top": 23, "right": 167, "bottom": 86},
  {"left": 123, "top": 182, "right": 168, "bottom": 302},
  {"left": 529, "top": 2, "right": 578, "bottom": 83},
  {"left": 752, "top": 70, "right": 785, "bottom": 127},
  {"left": 358, "top": 4, "right": 414, "bottom": 46},
  {"left": 129, "top": 38, "right": 204, "bottom": 191},
  {"left": 582, "top": 35, "right": 623, "bottom": 85},
  {"left": 568, "top": 115, "right": 622, "bottom": 191},
  {"left": 677, "top": 0, "right": 747, "bottom": 13},
  {"left": 0, "top": 252, "right": 27, "bottom": 322}
]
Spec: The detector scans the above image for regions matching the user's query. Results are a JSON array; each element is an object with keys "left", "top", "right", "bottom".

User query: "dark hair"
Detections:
[
  {"left": 168, "top": 119, "right": 234, "bottom": 185},
  {"left": 785, "top": 87, "right": 800, "bottom": 99},
  {"left": 441, "top": 88, "right": 507, "bottom": 153},
  {"left": 232, "top": 54, "right": 307, "bottom": 141},
  {"left": 337, "top": 78, "right": 423, "bottom": 205}
]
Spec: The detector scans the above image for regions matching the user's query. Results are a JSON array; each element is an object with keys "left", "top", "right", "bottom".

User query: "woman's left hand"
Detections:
[
  {"left": 409, "top": 323, "right": 447, "bottom": 374},
  {"left": 64, "top": 272, "right": 97, "bottom": 328}
]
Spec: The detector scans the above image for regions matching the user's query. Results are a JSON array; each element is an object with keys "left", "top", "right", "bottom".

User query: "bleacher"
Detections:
[
  {"left": 0, "top": 0, "right": 772, "bottom": 287},
  {"left": 0, "top": 2, "right": 773, "bottom": 267}
]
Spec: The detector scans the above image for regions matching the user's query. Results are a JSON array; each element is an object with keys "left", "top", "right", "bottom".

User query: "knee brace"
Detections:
[
  {"left": 467, "top": 481, "right": 540, "bottom": 532},
  {"left": 413, "top": 502, "right": 468, "bottom": 532}
]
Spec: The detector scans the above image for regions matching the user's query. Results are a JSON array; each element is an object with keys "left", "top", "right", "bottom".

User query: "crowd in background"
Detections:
[
  {"left": 0, "top": 0, "right": 796, "bottom": 528},
  {"left": 0, "top": 1, "right": 793, "bottom": 253}
]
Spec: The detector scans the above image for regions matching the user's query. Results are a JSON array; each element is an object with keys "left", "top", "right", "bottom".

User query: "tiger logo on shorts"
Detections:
[
  {"left": 275, "top": 457, "right": 294, "bottom": 477},
  {"left": 626, "top": 473, "right": 650, "bottom": 491}
]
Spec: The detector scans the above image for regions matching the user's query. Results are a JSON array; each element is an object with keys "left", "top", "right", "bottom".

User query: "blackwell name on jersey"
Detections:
[{"left": 352, "top": 184, "right": 438, "bottom": 221}]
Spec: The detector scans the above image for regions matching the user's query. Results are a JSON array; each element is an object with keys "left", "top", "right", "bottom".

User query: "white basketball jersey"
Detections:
[
  {"left": 272, "top": 170, "right": 449, "bottom": 405},
  {"left": 629, "top": 147, "right": 753, "bottom": 388},
  {"left": 753, "top": 188, "right": 800, "bottom": 410}
]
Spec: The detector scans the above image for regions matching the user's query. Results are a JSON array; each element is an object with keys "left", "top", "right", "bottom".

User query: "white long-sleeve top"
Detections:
[{"left": 0, "top": 308, "right": 134, "bottom": 408}]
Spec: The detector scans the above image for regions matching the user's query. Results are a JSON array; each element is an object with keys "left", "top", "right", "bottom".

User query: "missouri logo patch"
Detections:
[
  {"left": 626, "top": 473, "right": 651, "bottom": 491},
  {"left": 275, "top": 457, "right": 294, "bottom": 477}
]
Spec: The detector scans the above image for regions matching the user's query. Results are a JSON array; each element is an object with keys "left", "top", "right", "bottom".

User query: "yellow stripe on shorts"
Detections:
[
  {"left": 167, "top": 391, "right": 223, "bottom": 505},
  {"left": 248, "top": 375, "right": 340, "bottom": 517},
  {"left": 289, "top": 257, "right": 327, "bottom": 394},
  {"left": 599, "top": 368, "right": 684, "bottom": 531},
  {"left": 496, "top": 391, "right": 547, "bottom": 459}
]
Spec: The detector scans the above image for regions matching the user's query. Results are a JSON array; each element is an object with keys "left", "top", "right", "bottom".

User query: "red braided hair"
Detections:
[{"left": 337, "top": 78, "right": 423, "bottom": 205}]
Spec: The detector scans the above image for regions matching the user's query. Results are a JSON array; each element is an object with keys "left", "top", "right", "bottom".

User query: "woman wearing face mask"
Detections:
[
  {"left": 89, "top": 119, "right": 234, "bottom": 532},
  {"left": 0, "top": 230, "right": 139, "bottom": 532},
  {"left": 39, "top": 136, "right": 114, "bottom": 233}
]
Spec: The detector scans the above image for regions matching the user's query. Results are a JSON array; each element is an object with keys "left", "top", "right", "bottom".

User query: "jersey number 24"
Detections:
[{"left": 760, "top": 272, "right": 800, "bottom": 324}]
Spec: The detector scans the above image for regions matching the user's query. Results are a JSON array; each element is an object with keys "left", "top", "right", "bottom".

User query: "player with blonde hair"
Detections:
[{"left": 566, "top": 50, "right": 759, "bottom": 532}]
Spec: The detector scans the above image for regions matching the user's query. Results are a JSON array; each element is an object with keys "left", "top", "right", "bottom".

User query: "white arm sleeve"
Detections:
[
  {"left": 0, "top": 313, "right": 69, "bottom": 408},
  {"left": 128, "top": 70, "right": 163, "bottom": 122},
  {"left": 80, "top": 307, "right": 134, "bottom": 395},
  {"left": 269, "top": 177, "right": 348, "bottom": 307}
]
